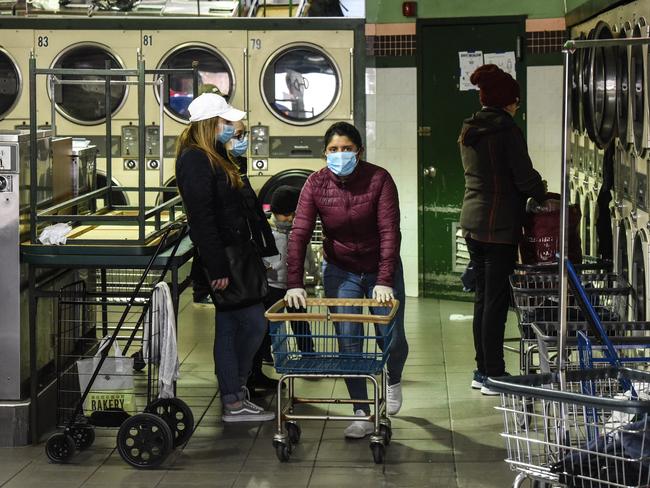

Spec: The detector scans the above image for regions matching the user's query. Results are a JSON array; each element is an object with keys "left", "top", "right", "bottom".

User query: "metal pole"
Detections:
[
  {"left": 158, "top": 76, "right": 164, "bottom": 191},
  {"left": 49, "top": 75, "right": 56, "bottom": 137},
  {"left": 557, "top": 48, "right": 573, "bottom": 389},
  {"left": 105, "top": 60, "right": 113, "bottom": 209},
  {"left": 138, "top": 51, "right": 146, "bottom": 243},
  {"left": 29, "top": 53, "right": 37, "bottom": 244}
]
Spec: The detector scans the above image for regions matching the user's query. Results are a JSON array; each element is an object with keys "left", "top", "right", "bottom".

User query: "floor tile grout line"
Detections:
[
  {"left": 439, "top": 300, "right": 461, "bottom": 488},
  {"left": 305, "top": 376, "right": 338, "bottom": 487}
]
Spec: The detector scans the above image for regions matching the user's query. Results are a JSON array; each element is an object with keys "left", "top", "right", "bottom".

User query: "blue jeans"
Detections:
[
  {"left": 214, "top": 303, "right": 266, "bottom": 405},
  {"left": 322, "top": 260, "right": 408, "bottom": 413}
]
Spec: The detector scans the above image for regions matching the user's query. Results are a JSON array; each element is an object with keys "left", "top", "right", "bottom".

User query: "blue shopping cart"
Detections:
[{"left": 265, "top": 298, "right": 399, "bottom": 464}]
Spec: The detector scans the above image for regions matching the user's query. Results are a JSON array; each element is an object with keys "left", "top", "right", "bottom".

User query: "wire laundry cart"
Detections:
[
  {"left": 45, "top": 224, "right": 194, "bottom": 468},
  {"left": 265, "top": 298, "right": 399, "bottom": 464}
]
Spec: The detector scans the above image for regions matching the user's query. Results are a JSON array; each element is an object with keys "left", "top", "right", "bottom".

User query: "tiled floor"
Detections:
[{"left": 0, "top": 295, "right": 523, "bottom": 487}]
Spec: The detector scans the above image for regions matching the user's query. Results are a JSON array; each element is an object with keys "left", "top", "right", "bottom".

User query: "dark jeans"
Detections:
[
  {"left": 465, "top": 237, "right": 517, "bottom": 377},
  {"left": 251, "top": 286, "right": 315, "bottom": 376},
  {"left": 214, "top": 303, "right": 266, "bottom": 405},
  {"left": 322, "top": 259, "right": 408, "bottom": 413}
]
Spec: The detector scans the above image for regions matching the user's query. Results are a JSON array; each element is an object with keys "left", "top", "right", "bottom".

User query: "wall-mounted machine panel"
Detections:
[{"left": 0, "top": 30, "right": 33, "bottom": 129}]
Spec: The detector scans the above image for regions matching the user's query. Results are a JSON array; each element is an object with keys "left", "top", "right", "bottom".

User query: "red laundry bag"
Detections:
[{"left": 520, "top": 196, "right": 582, "bottom": 265}]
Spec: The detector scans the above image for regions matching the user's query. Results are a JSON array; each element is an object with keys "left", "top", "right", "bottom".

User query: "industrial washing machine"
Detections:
[
  {"left": 0, "top": 29, "right": 33, "bottom": 129},
  {"left": 246, "top": 29, "right": 355, "bottom": 194},
  {"left": 141, "top": 27, "right": 247, "bottom": 196}
]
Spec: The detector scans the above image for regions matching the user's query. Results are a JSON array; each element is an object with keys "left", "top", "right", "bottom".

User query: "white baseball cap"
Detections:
[{"left": 187, "top": 93, "right": 246, "bottom": 123}]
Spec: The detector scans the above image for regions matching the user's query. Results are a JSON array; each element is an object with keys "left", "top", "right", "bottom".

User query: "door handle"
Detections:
[{"left": 423, "top": 166, "right": 437, "bottom": 179}]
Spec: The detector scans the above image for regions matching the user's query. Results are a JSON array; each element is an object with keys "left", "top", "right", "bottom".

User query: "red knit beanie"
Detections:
[{"left": 470, "top": 64, "right": 520, "bottom": 108}]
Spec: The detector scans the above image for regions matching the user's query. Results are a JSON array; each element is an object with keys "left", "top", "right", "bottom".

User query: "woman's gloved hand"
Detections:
[
  {"left": 285, "top": 288, "right": 307, "bottom": 309},
  {"left": 372, "top": 285, "right": 394, "bottom": 304}
]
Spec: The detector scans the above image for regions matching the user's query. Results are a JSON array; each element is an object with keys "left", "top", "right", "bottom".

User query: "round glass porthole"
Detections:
[
  {"left": 50, "top": 43, "right": 127, "bottom": 125},
  {"left": 0, "top": 48, "right": 20, "bottom": 120},
  {"left": 157, "top": 44, "right": 234, "bottom": 123},
  {"left": 261, "top": 44, "right": 340, "bottom": 125}
]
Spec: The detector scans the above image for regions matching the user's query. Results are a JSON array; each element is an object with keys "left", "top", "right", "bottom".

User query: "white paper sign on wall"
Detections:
[
  {"left": 458, "top": 51, "right": 484, "bottom": 91},
  {"left": 484, "top": 51, "right": 517, "bottom": 79}
]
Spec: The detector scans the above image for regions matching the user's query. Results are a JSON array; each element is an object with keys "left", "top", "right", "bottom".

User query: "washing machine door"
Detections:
[
  {"left": 0, "top": 48, "right": 20, "bottom": 120},
  {"left": 157, "top": 44, "right": 235, "bottom": 123},
  {"left": 261, "top": 44, "right": 341, "bottom": 125},
  {"left": 587, "top": 21, "right": 617, "bottom": 148},
  {"left": 631, "top": 21, "right": 645, "bottom": 154},
  {"left": 257, "top": 168, "right": 313, "bottom": 207},
  {"left": 50, "top": 43, "right": 127, "bottom": 125},
  {"left": 616, "top": 25, "right": 630, "bottom": 144}
]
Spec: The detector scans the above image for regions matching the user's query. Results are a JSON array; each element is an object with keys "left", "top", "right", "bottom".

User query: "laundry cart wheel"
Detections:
[
  {"left": 285, "top": 421, "right": 301, "bottom": 445},
  {"left": 274, "top": 440, "right": 292, "bottom": 462},
  {"left": 69, "top": 424, "right": 95, "bottom": 451},
  {"left": 370, "top": 442, "right": 385, "bottom": 464},
  {"left": 45, "top": 432, "right": 76, "bottom": 463},
  {"left": 379, "top": 424, "right": 392, "bottom": 446},
  {"left": 145, "top": 398, "right": 195, "bottom": 448},
  {"left": 116, "top": 413, "right": 173, "bottom": 469}
]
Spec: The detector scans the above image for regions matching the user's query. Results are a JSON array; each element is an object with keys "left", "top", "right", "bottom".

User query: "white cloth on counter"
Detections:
[
  {"left": 38, "top": 223, "right": 72, "bottom": 245},
  {"left": 143, "top": 281, "right": 180, "bottom": 399}
]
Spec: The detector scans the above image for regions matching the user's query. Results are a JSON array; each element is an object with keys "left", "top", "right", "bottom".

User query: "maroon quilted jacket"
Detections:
[{"left": 287, "top": 161, "right": 401, "bottom": 289}]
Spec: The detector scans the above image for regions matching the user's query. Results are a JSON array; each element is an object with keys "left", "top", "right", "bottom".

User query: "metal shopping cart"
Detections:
[
  {"left": 487, "top": 367, "right": 650, "bottom": 488},
  {"left": 45, "top": 224, "right": 194, "bottom": 468},
  {"left": 510, "top": 271, "right": 631, "bottom": 375},
  {"left": 265, "top": 298, "right": 399, "bottom": 464}
]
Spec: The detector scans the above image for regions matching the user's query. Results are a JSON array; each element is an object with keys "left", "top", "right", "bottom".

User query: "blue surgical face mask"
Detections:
[
  {"left": 326, "top": 151, "right": 358, "bottom": 176},
  {"left": 217, "top": 124, "right": 235, "bottom": 144},
  {"left": 230, "top": 137, "right": 248, "bottom": 157}
]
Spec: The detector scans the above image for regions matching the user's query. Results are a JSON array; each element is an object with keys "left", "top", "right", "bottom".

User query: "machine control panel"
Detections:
[
  {"left": 637, "top": 172, "right": 647, "bottom": 211},
  {"left": 251, "top": 125, "right": 269, "bottom": 157},
  {"left": 0, "top": 145, "right": 16, "bottom": 172},
  {"left": 121, "top": 124, "right": 139, "bottom": 157},
  {"left": 145, "top": 125, "right": 160, "bottom": 158},
  {"left": 269, "top": 136, "right": 323, "bottom": 158}
]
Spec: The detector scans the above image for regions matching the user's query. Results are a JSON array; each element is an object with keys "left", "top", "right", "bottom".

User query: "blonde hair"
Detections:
[{"left": 176, "top": 116, "right": 243, "bottom": 189}]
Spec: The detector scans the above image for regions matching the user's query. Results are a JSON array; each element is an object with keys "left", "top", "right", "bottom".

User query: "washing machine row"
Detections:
[
  {"left": 569, "top": 1, "right": 650, "bottom": 319},
  {"left": 0, "top": 18, "right": 364, "bottom": 207}
]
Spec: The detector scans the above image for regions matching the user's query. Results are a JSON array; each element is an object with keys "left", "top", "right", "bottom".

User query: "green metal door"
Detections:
[{"left": 417, "top": 17, "right": 527, "bottom": 297}]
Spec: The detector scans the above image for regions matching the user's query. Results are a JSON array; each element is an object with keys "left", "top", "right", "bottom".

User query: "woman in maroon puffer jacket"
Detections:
[{"left": 285, "top": 122, "right": 408, "bottom": 439}]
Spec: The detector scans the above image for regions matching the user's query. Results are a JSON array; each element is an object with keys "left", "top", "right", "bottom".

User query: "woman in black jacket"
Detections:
[
  {"left": 175, "top": 93, "right": 278, "bottom": 422},
  {"left": 459, "top": 65, "right": 549, "bottom": 396}
]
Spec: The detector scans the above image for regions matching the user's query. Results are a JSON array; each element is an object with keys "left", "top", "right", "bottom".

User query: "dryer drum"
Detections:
[
  {"left": 0, "top": 49, "right": 20, "bottom": 119},
  {"left": 571, "top": 32, "right": 585, "bottom": 133},
  {"left": 631, "top": 22, "right": 645, "bottom": 154},
  {"left": 616, "top": 27, "right": 629, "bottom": 143},
  {"left": 581, "top": 28, "right": 597, "bottom": 143},
  {"left": 587, "top": 21, "right": 617, "bottom": 148}
]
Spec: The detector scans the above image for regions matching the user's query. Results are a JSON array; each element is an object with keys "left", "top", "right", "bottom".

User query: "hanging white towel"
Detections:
[{"left": 143, "top": 281, "right": 180, "bottom": 399}]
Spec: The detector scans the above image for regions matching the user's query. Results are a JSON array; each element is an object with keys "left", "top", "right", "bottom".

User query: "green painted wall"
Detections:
[{"left": 366, "top": 0, "right": 592, "bottom": 23}]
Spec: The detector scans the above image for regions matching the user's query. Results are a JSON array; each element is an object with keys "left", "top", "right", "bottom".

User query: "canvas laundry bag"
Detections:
[{"left": 76, "top": 337, "right": 136, "bottom": 416}]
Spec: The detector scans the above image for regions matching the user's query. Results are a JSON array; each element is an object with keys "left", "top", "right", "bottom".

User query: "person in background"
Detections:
[
  {"left": 285, "top": 121, "right": 408, "bottom": 439},
  {"left": 175, "top": 93, "right": 277, "bottom": 422},
  {"left": 459, "top": 64, "right": 549, "bottom": 396},
  {"left": 248, "top": 186, "right": 316, "bottom": 394}
]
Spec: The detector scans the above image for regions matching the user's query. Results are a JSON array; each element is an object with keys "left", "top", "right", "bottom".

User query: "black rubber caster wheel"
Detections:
[
  {"left": 117, "top": 413, "right": 173, "bottom": 469},
  {"left": 145, "top": 397, "right": 195, "bottom": 448},
  {"left": 45, "top": 433, "right": 76, "bottom": 463},
  {"left": 69, "top": 425, "right": 95, "bottom": 451},
  {"left": 285, "top": 422, "right": 301, "bottom": 445},
  {"left": 275, "top": 442, "right": 291, "bottom": 462},
  {"left": 131, "top": 350, "right": 145, "bottom": 372},
  {"left": 370, "top": 442, "right": 385, "bottom": 464},
  {"left": 379, "top": 424, "right": 392, "bottom": 446}
]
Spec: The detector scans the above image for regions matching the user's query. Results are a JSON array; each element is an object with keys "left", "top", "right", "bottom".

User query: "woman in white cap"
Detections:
[{"left": 175, "top": 93, "right": 278, "bottom": 422}]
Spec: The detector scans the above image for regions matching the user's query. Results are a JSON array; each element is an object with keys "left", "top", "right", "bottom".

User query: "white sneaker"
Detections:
[
  {"left": 387, "top": 382, "right": 403, "bottom": 415},
  {"left": 344, "top": 410, "right": 374, "bottom": 439},
  {"left": 480, "top": 385, "right": 500, "bottom": 396}
]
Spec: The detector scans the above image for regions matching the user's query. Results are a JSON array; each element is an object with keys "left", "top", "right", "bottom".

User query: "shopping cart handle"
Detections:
[{"left": 265, "top": 298, "right": 400, "bottom": 324}]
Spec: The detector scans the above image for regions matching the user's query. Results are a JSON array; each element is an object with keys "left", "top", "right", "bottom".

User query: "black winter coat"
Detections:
[
  {"left": 459, "top": 107, "right": 546, "bottom": 245},
  {"left": 175, "top": 146, "right": 278, "bottom": 282}
]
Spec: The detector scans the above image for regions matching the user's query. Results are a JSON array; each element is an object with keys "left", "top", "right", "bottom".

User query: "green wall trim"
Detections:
[
  {"left": 368, "top": 0, "right": 570, "bottom": 23},
  {"left": 527, "top": 52, "right": 564, "bottom": 66},
  {"left": 0, "top": 16, "right": 364, "bottom": 30},
  {"left": 367, "top": 56, "right": 416, "bottom": 68}
]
